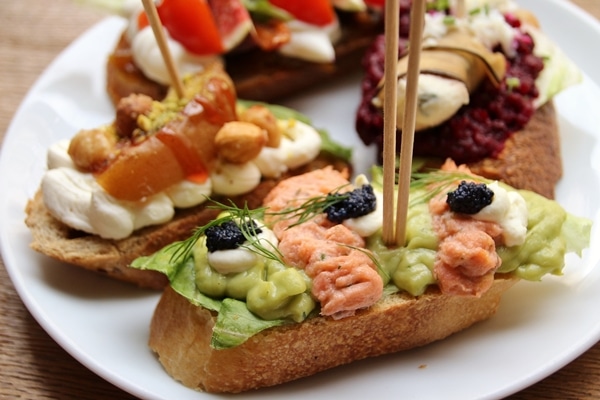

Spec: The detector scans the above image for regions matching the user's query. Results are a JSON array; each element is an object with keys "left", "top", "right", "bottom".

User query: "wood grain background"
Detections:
[{"left": 1, "top": 1, "right": 599, "bottom": 398}]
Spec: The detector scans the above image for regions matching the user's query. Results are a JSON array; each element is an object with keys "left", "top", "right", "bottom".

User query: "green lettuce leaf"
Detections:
[
  {"left": 526, "top": 25, "right": 583, "bottom": 108},
  {"left": 561, "top": 213, "right": 593, "bottom": 257},
  {"left": 132, "top": 243, "right": 290, "bottom": 349},
  {"left": 211, "top": 298, "right": 289, "bottom": 349}
]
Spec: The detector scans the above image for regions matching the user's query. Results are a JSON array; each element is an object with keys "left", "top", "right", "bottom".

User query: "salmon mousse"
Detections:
[{"left": 131, "top": 163, "right": 591, "bottom": 392}]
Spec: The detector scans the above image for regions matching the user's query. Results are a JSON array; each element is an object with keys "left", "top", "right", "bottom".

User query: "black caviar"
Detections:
[
  {"left": 355, "top": 6, "right": 545, "bottom": 164},
  {"left": 325, "top": 185, "right": 377, "bottom": 223},
  {"left": 446, "top": 181, "right": 494, "bottom": 214},
  {"left": 205, "top": 220, "right": 262, "bottom": 252}
]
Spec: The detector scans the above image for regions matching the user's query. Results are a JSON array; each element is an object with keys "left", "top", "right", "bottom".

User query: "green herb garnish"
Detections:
[
  {"left": 169, "top": 200, "right": 281, "bottom": 264},
  {"left": 268, "top": 186, "right": 352, "bottom": 228},
  {"left": 409, "top": 170, "right": 490, "bottom": 206}
]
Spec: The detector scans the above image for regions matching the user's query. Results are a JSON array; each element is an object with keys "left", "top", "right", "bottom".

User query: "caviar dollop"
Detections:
[
  {"left": 205, "top": 220, "right": 263, "bottom": 252},
  {"left": 325, "top": 184, "right": 377, "bottom": 223},
  {"left": 446, "top": 181, "right": 494, "bottom": 214}
]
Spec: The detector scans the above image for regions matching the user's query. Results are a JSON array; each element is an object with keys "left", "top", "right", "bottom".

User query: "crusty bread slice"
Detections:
[
  {"left": 25, "top": 154, "right": 350, "bottom": 289},
  {"left": 416, "top": 101, "right": 562, "bottom": 199},
  {"left": 467, "top": 101, "right": 562, "bottom": 199},
  {"left": 106, "top": 13, "right": 382, "bottom": 105},
  {"left": 149, "top": 276, "right": 517, "bottom": 393}
]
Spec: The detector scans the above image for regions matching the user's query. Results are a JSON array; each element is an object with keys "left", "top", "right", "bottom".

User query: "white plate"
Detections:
[{"left": 1, "top": 1, "right": 600, "bottom": 399}]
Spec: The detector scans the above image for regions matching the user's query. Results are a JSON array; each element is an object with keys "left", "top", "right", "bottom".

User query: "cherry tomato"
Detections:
[
  {"left": 269, "top": 0, "right": 336, "bottom": 26},
  {"left": 139, "top": 0, "right": 224, "bottom": 55},
  {"left": 364, "top": 0, "right": 385, "bottom": 7}
]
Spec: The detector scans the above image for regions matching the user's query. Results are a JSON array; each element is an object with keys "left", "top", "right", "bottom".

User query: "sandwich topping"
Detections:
[
  {"left": 356, "top": 0, "right": 581, "bottom": 163},
  {"left": 132, "top": 164, "right": 591, "bottom": 349},
  {"left": 116, "top": 0, "right": 375, "bottom": 87},
  {"left": 40, "top": 66, "right": 338, "bottom": 240}
]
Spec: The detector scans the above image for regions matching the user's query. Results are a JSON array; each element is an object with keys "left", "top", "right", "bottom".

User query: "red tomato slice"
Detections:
[
  {"left": 269, "top": 0, "right": 336, "bottom": 26},
  {"left": 364, "top": 0, "right": 385, "bottom": 7},
  {"left": 138, "top": 0, "right": 224, "bottom": 55}
]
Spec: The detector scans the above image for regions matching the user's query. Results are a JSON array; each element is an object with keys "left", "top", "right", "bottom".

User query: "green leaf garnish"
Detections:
[
  {"left": 242, "top": 0, "right": 294, "bottom": 22},
  {"left": 426, "top": 0, "right": 450, "bottom": 12},
  {"left": 267, "top": 185, "right": 352, "bottom": 228},
  {"left": 506, "top": 77, "right": 521, "bottom": 91},
  {"left": 409, "top": 170, "right": 490, "bottom": 206},
  {"left": 169, "top": 200, "right": 282, "bottom": 265}
]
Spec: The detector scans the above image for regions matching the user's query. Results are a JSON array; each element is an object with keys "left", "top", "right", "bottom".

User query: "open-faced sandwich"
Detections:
[
  {"left": 24, "top": 64, "right": 352, "bottom": 289},
  {"left": 132, "top": 161, "right": 591, "bottom": 393},
  {"left": 356, "top": 0, "right": 582, "bottom": 198},
  {"left": 102, "top": 0, "right": 385, "bottom": 104}
]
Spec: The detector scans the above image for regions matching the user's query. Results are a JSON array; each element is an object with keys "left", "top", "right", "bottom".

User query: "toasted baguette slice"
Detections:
[
  {"left": 149, "top": 276, "right": 517, "bottom": 393},
  {"left": 106, "top": 13, "right": 382, "bottom": 105},
  {"left": 24, "top": 154, "right": 350, "bottom": 290},
  {"left": 467, "top": 101, "right": 562, "bottom": 199}
]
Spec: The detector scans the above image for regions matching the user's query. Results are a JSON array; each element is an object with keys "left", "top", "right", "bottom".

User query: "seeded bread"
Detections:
[
  {"left": 149, "top": 275, "right": 517, "bottom": 393},
  {"left": 24, "top": 154, "right": 350, "bottom": 289}
]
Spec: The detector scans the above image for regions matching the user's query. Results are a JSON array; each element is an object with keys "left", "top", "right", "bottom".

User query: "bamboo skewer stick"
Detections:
[
  {"left": 381, "top": 0, "right": 401, "bottom": 245},
  {"left": 455, "top": 0, "right": 467, "bottom": 18},
  {"left": 141, "top": 0, "right": 185, "bottom": 98},
  {"left": 394, "top": 0, "right": 426, "bottom": 246}
]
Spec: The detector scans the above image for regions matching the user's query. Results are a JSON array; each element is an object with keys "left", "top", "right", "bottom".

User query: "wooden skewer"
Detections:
[
  {"left": 141, "top": 0, "right": 185, "bottom": 98},
  {"left": 455, "top": 0, "right": 467, "bottom": 18},
  {"left": 381, "top": 0, "right": 401, "bottom": 246},
  {"left": 394, "top": 0, "right": 426, "bottom": 246}
]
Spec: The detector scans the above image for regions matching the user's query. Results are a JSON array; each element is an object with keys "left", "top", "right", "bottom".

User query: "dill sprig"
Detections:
[
  {"left": 237, "top": 214, "right": 284, "bottom": 264},
  {"left": 409, "top": 170, "right": 489, "bottom": 206},
  {"left": 340, "top": 243, "right": 389, "bottom": 281},
  {"left": 167, "top": 183, "right": 362, "bottom": 265},
  {"left": 267, "top": 188, "right": 351, "bottom": 229},
  {"left": 168, "top": 200, "right": 280, "bottom": 264}
]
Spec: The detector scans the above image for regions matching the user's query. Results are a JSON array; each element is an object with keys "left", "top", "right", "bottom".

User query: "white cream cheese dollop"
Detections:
[
  {"left": 253, "top": 119, "right": 322, "bottom": 178},
  {"left": 472, "top": 181, "right": 528, "bottom": 247},
  {"left": 207, "top": 225, "right": 279, "bottom": 275},
  {"left": 42, "top": 146, "right": 211, "bottom": 240},
  {"left": 342, "top": 174, "right": 384, "bottom": 238},
  {"left": 127, "top": 6, "right": 344, "bottom": 84},
  {"left": 41, "top": 120, "right": 323, "bottom": 240},
  {"left": 130, "top": 26, "right": 215, "bottom": 86},
  {"left": 278, "top": 19, "right": 342, "bottom": 63}
]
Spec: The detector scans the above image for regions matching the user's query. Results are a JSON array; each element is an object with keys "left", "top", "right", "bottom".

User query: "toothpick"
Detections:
[
  {"left": 395, "top": 0, "right": 426, "bottom": 246},
  {"left": 381, "top": 0, "right": 400, "bottom": 246},
  {"left": 455, "top": 0, "right": 467, "bottom": 18},
  {"left": 141, "top": 0, "right": 185, "bottom": 98}
]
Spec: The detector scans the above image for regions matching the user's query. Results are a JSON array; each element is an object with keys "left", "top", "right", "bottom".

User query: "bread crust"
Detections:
[
  {"left": 468, "top": 101, "right": 562, "bottom": 199},
  {"left": 149, "top": 276, "right": 518, "bottom": 393},
  {"left": 416, "top": 101, "right": 562, "bottom": 199},
  {"left": 24, "top": 153, "right": 350, "bottom": 289},
  {"left": 105, "top": 13, "right": 382, "bottom": 105}
]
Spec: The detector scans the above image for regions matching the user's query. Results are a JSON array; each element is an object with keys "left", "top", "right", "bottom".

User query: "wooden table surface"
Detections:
[{"left": 1, "top": 1, "right": 599, "bottom": 399}]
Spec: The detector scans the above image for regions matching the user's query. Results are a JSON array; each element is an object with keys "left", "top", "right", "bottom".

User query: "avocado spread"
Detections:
[
  {"left": 367, "top": 186, "right": 591, "bottom": 296},
  {"left": 131, "top": 172, "right": 591, "bottom": 349}
]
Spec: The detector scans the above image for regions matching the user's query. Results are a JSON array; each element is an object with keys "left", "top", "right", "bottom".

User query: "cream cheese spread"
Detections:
[
  {"left": 473, "top": 181, "right": 528, "bottom": 247},
  {"left": 126, "top": 4, "right": 345, "bottom": 86},
  {"left": 41, "top": 120, "right": 322, "bottom": 240}
]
